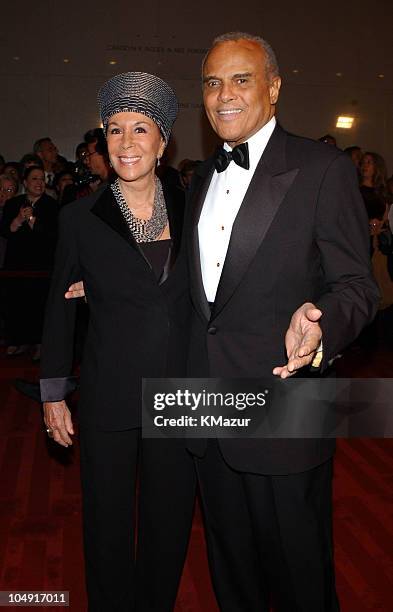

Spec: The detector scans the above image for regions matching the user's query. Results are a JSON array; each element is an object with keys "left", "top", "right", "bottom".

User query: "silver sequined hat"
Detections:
[{"left": 97, "top": 71, "right": 178, "bottom": 143}]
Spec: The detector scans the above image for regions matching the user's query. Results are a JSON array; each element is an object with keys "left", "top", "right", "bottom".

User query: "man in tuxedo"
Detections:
[
  {"left": 185, "top": 32, "right": 379, "bottom": 611},
  {"left": 62, "top": 31, "right": 378, "bottom": 611}
]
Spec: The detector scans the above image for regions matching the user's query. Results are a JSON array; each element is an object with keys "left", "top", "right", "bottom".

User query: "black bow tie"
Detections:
[{"left": 214, "top": 142, "right": 250, "bottom": 173}]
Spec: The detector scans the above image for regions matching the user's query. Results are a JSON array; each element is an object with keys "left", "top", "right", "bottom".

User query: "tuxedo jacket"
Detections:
[
  {"left": 40, "top": 184, "right": 189, "bottom": 430},
  {"left": 186, "top": 124, "right": 379, "bottom": 475}
]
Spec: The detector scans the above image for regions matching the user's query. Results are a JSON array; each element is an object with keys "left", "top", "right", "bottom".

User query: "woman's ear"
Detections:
[{"left": 158, "top": 137, "right": 166, "bottom": 161}]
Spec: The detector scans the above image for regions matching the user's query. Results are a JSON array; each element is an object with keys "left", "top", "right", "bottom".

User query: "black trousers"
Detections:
[
  {"left": 79, "top": 429, "right": 196, "bottom": 612},
  {"left": 4, "top": 277, "right": 49, "bottom": 345},
  {"left": 195, "top": 440, "right": 340, "bottom": 612}
]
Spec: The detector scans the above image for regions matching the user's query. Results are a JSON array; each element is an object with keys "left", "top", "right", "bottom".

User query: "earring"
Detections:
[{"left": 157, "top": 157, "right": 161, "bottom": 167}]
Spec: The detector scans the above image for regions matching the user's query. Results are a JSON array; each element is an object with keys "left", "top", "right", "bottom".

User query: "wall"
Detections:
[{"left": 0, "top": 0, "right": 392, "bottom": 171}]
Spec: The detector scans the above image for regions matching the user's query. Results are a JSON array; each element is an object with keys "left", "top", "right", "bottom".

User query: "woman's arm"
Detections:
[
  {"left": 40, "top": 206, "right": 82, "bottom": 445},
  {"left": 0, "top": 198, "right": 30, "bottom": 237}
]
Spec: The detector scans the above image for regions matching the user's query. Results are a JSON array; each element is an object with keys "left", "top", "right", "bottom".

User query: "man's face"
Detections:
[
  {"left": 86, "top": 141, "right": 107, "bottom": 178},
  {"left": 350, "top": 149, "right": 362, "bottom": 169},
  {"left": 203, "top": 39, "right": 281, "bottom": 146},
  {"left": 38, "top": 140, "right": 58, "bottom": 164}
]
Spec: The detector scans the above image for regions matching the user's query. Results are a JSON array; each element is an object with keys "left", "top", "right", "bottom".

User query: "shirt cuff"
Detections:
[{"left": 40, "top": 377, "right": 78, "bottom": 402}]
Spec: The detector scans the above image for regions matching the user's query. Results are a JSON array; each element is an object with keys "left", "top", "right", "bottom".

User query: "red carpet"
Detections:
[{"left": 0, "top": 350, "right": 392, "bottom": 611}]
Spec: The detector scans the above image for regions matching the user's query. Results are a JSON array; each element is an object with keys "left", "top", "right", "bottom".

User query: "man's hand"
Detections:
[
  {"left": 43, "top": 400, "right": 74, "bottom": 447},
  {"left": 65, "top": 281, "right": 85, "bottom": 299},
  {"left": 273, "top": 302, "right": 322, "bottom": 379}
]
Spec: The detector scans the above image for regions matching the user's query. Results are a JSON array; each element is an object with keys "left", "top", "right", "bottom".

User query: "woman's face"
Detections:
[
  {"left": 106, "top": 112, "right": 165, "bottom": 184},
  {"left": 24, "top": 169, "right": 45, "bottom": 198},
  {"left": 361, "top": 154, "right": 375, "bottom": 181}
]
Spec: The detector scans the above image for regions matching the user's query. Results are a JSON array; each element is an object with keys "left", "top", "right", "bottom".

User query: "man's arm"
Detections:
[{"left": 274, "top": 154, "right": 379, "bottom": 378}]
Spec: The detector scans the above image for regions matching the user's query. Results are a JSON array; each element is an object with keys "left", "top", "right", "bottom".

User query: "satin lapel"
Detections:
[
  {"left": 188, "top": 162, "right": 215, "bottom": 321},
  {"left": 159, "top": 185, "right": 183, "bottom": 285},
  {"left": 212, "top": 126, "right": 299, "bottom": 318},
  {"left": 90, "top": 186, "right": 140, "bottom": 252},
  {"left": 91, "top": 185, "right": 154, "bottom": 272}
]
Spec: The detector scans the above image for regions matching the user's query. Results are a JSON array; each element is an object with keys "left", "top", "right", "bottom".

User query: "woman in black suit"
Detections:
[
  {"left": 40, "top": 73, "right": 196, "bottom": 611},
  {"left": 0, "top": 165, "right": 58, "bottom": 357}
]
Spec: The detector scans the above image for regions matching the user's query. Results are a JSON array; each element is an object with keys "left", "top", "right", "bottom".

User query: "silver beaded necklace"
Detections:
[{"left": 111, "top": 177, "right": 168, "bottom": 242}]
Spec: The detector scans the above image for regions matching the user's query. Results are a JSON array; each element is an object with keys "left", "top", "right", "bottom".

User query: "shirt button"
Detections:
[
  {"left": 207, "top": 326, "right": 217, "bottom": 335},
  {"left": 226, "top": 189, "right": 230, "bottom": 194},
  {"left": 221, "top": 226, "right": 224, "bottom": 230},
  {"left": 216, "top": 262, "right": 220, "bottom": 267}
]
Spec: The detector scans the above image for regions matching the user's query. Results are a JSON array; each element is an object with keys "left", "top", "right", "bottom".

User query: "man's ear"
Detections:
[{"left": 269, "top": 76, "right": 281, "bottom": 105}]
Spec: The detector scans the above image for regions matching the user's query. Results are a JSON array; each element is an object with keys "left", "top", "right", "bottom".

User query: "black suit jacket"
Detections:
[
  {"left": 40, "top": 184, "right": 189, "bottom": 430},
  {"left": 186, "top": 124, "right": 379, "bottom": 474},
  {"left": 0, "top": 193, "right": 58, "bottom": 270}
]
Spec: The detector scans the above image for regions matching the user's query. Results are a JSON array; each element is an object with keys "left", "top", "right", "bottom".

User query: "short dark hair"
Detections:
[
  {"left": 33, "top": 137, "right": 52, "bottom": 154},
  {"left": 84, "top": 128, "right": 109, "bottom": 160},
  {"left": 53, "top": 170, "right": 75, "bottom": 190},
  {"left": 23, "top": 165, "right": 44, "bottom": 181},
  {"left": 20, "top": 153, "right": 43, "bottom": 168},
  {"left": 75, "top": 142, "right": 87, "bottom": 158},
  {"left": 344, "top": 146, "right": 361, "bottom": 155}
]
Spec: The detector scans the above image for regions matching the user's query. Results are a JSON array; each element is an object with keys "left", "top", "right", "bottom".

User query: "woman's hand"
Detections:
[
  {"left": 43, "top": 401, "right": 74, "bottom": 447},
  {"left": 10, "top": 205, "right": 34, "bottom": 232},
  {"left": 65, "top": 281, "right": 85, "bottom": 299}
]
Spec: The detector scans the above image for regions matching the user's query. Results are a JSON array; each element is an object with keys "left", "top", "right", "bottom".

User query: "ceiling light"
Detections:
[
  {"left": 336, "top": 116, "right": 354, "bottom": 129},
  {"left": 335, "top": 72, "right": 342, "bottom": 77},
  {"left": 292, "top": 69, "right": 299, "bottom": 74},
  {"left": 13, "top": 56, "right": 20, "bottom": 61},
  {"left": 109, "top": 60, "right": 117, "bottom": 65},
  {"left": 378, "top": 74, "right": 385, "bottom": 78},
  {"left": 63, "top": 58, "right": 70, "bottom": 63}
]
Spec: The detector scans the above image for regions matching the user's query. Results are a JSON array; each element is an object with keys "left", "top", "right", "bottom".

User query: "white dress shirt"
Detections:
[{"left": 198, "top": 116, "right": 276, "bottom": 302}]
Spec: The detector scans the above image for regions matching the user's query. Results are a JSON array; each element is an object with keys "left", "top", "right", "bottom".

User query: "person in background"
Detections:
[
  {"left": 75, "top": 141, "right": 88, "bottom": 162},
  {"left": 18, "top": 154, "right": 44, "bottom": 193},
  {"left": 0, "top": 174, "right": 18, "bottom": 268},
  {"left": 319, "top": 133, "right": 337, "bottom": 146},
  {"left": 344, "top": 145, "right": 362, "bottom": 175},
  {"left": 0, "top": 172, "right": 18, "bottom": 339},
  {"left": 0, "top": 166, "right": 58, "bottom": 359},
  {"left": 84, "top": 128, "right": 112, "bottom": 187},
  {"left": 178, "top": 158, "right": 199, "bottom": 190},
  {"left": 33, "top": 137, "right": 59, "bottom": 191},
  {"left": 3, "top": 162, "right": 22, "bottom": 194},
  {"left": 61, "top": 130, "right": 113, "bottom": 206},
  {"left": 0, "top": 155, "right": 5, "bottom": 174},
  {"left": 54, "top": 170, "right": 75, "bottom": 206},
  {"left": 360, "top": 151, "right": 388, "bottom": 201}
]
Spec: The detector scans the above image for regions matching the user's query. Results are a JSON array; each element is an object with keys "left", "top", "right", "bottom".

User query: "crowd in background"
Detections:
[{"left": 0, "top": 130, "right": 392, "bottom": 361}]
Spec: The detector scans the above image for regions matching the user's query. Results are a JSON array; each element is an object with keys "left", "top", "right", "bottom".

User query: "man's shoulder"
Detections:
[{"left": 284, "top": 129, "right": 343, "bottom": 165}]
